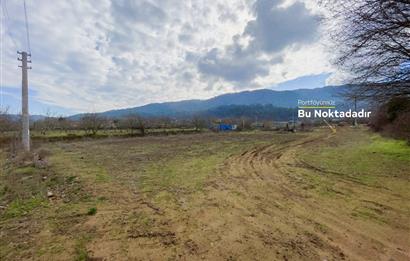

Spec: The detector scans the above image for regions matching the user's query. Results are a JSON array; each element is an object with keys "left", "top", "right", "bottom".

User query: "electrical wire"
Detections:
[
  {"left": 1, "top": 0, "right": 18, "bottom": 50},
  {"left": 1, "top": 0, "right": 20, "bottom": 109},
  {"left": 23, "top": 0, "right": 30, "bottom": 54}
]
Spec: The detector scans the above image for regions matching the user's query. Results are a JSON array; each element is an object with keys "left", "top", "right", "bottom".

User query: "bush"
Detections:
[
  {"left": 386, "top": 111, "right": 410, "bottom": 142},
  {"left": 386, "top": 97, "right": 410, "bottom": 121},
  {"left": 87, "top": 207, "right": 97, "bottom": 216},
  {"left": 370, "top": 97, "right": 410, "bottom": 141}
]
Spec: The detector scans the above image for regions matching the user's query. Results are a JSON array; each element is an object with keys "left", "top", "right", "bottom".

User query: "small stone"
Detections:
[{"left": 47, "top": 191, "right": 54, "bottom": 197}]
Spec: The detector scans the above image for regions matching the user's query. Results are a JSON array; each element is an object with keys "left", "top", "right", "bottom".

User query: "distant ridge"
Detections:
[
  {"left": 70, "top": 85, "right": 348, "bottom": 119},
  {"left": 7, "top": 114, "right": 46, "bottom": 122}
]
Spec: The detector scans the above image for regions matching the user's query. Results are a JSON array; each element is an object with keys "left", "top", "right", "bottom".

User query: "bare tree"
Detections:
[
  {"left": 56, "top": 116, "right": 73, "bottom": 133},
  {"left": 0, "top": 107, "right": 13, "bottom": 134},
  {"left": 34, "top": 110, "right": 57, "bottom": 135},
  {"left": 192, "top": 115, "right": 207, "bottom": 131},
  {"left": 80, "top": 113, "right": 106, "bottom": 135},
  {"left": 123, "top": 114, "right": 146, "bottom": 136},
  {"left": 322, "top": 0, "right": 410, "bottom": 100}
]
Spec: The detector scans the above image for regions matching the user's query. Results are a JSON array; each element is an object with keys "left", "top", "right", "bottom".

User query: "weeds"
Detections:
[
  {"left": 74, "top": 235, "right": 92, "bottom": 261},
  {"left": 87, "top": 207, "right": 97, "bottom": 216},
  {"left": 3, "top": 197, "right": 47, "bottom": 219}
]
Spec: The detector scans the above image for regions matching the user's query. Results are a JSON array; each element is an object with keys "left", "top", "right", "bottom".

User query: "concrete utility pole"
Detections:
[{"left": 18, "top": 51, "right": 31, "bottom": 152}]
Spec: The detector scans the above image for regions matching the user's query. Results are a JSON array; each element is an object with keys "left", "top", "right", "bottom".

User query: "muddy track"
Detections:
[
  {"left": 177, "top": 134, "right": 409, "bottom": 261},
  {"left": 68, "top": 133, "right": 409, "bottom": 261}
]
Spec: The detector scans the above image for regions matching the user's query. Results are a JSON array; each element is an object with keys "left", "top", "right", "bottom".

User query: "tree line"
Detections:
[{"left": 0, "top": 104, "right": 299, "bottom": 136}]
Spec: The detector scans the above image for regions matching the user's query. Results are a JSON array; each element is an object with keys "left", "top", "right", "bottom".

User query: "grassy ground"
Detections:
[
  {"left": 0, "top": 127, "right": 409, "bottom": 260},
  {"left": 301, "top": 128, "right": 410, "bottom": 178}
]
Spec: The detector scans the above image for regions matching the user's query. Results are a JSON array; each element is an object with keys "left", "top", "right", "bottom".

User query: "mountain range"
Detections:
[{"left": 70, "top": 85, "right": 350, "bottom": 119}]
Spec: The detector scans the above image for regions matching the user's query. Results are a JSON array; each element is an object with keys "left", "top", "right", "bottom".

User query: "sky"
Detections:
[{"left": 0, "top": 0, "right": 340, "bottom": 115}]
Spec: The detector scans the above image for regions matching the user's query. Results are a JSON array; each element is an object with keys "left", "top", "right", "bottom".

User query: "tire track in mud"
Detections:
[
  {"left": 78, "top": 133, "right": 409, "bottom": 261},
  {"left": 267, "top": 138, "right": 409, "bottom": 261},
  {"left": 180, "top": 134, "right": 345, "bottom": 261},
  {"left": 184, "top": 133, "right": 409, "bottom": 261}
]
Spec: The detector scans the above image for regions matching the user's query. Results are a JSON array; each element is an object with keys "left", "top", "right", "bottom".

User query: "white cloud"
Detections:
[{"left": 1, "top": 0, "right": 333, "bottom": 113}]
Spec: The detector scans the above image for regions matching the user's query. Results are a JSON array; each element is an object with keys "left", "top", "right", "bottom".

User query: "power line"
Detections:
[
  {"left": 1, "top": 0, "right": 19, "bottom": 49},
  {"left": 23, "top": 0, "right": 30, "bottom": 54},
  {"left": 1, "top": 0, "right": 19, "bottom": 109}
]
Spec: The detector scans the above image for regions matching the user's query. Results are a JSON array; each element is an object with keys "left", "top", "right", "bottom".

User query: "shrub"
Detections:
[
  {"left": 370, "top": 97, "right": 410, "bottom": 142},
  {"left": 87, "top": 207, "right": 97, "bottom": 216}
]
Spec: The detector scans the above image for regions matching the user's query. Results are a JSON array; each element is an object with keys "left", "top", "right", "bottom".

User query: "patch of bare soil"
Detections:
[
  {"left": 167, "top": 133, "right": 409, "bottom": 261},
  {"left": 103, "top": 132, "right": 408, "bottom": 261},
  {"left": 4, "top": 131, "right": 409, "bottom": 260}
]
